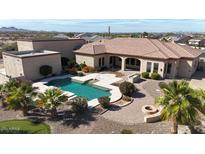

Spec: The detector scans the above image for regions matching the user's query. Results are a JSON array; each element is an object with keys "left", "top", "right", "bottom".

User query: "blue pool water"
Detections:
[{"left": 46, "top": 78, "right": 111, "bottom": 101}]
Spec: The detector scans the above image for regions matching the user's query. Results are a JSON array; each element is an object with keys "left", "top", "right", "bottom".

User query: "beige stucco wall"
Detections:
[
  {"left": 22, "top": 54, "right": 62, "bottom": 81},
  {"left": 17, "top": 40, "right": 86, "bottom": 60},
  {"left": 3, "top": 53, "right": 62, "bottom": 81},
  {"left": 17, "top": 41, "right": 34, "bottom": 51},
  {"left": 3, "top": 54, "right": 24, "bottom": 78},
  {"left": 33, "top": 40, "right": 85, "bottom": 59},
  {"left": 177, "top": 58, "right": 198, "bottom": 78},
  {"left": 75, "top": 54, "right": 95, "bottom": 67}
]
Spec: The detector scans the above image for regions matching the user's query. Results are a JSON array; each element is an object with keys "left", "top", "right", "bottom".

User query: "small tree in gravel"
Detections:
[
  {"left": 98, "top": 96, "right": 111, "bottom": 109},
  {"left": 119, "top": 81, "right": 136, "bottom": 97},
  {"left": 71, "top": 96, "right": 88, "bottom": 114}
]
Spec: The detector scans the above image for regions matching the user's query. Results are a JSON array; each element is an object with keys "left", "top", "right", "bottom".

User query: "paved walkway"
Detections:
[{"left": 102, "top": 80, "right": 159, "bottom": 124}]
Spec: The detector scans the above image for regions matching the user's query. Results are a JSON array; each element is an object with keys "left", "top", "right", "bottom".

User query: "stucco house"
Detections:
[
  {"left": 2, "top": 50, "right": 62, "bottom": 81},
  {"left": 75, "top": 38, "right": 202, "bottom": 78},
  {"left": 17, "top": 38, "right": 86, "bottom": 59}
]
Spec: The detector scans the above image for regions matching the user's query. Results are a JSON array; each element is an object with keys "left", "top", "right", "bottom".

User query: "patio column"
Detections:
[{"left": 121, "top": 57, "right": 126, "bottom": 71}]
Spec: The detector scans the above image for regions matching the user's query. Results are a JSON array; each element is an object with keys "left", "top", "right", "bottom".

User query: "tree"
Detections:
[
  {"left": 70, "top": 96, "right": 88, "bottom": 114},
  {"left": 5, "top": 81, "right": 38, "bottom": 116},
  {"left": 156, "top": 80, "right": 205, "bottom": 134},
  {"left": 39, "top": 65, "right": 52, "bottom": 77},
  {"left": 36, "top": 88, "right": 68, "bottom": 117}
]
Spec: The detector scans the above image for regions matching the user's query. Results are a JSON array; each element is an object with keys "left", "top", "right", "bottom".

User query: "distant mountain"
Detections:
[{"left": 0, "top": 27, "right": 31, "bottom": 32}]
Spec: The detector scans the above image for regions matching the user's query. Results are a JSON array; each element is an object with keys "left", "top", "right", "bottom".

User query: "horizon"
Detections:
[{"left": 0, "top": 19, "right": 205, "bottom": 33}]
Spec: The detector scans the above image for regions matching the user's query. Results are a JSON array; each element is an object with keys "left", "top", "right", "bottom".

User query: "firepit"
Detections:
[{"left": 142, "top": 105, "right": 158, "bottom": 114}]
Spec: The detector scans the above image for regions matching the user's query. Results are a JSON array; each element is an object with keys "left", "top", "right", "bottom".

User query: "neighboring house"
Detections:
[
  {"left": 75, "top": 38, "right": 202, "bottom": 78},
  {"left": 75, "top": 33, "right": 103, "bottom": 43},
  {"left": 17, "top": 38, "right": 86, "bottom": 59},
  {"left": 174, "top": 35, "right": 192, "bottom": 45},
  {"left": 2, "top": 50, "right": 62, "bottom": 81},
  {"left": 188, "top": 38, "right": 205, "bottom": 50}
]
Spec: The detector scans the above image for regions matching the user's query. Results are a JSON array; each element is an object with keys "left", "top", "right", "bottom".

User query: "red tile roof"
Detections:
[{"left": 75, "top": 38, "right": 202, "bottom": 60}]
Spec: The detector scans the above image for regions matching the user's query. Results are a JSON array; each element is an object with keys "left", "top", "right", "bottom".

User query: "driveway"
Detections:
[{"left": 189, "top": 71, "right": 205, "bottom": 90}]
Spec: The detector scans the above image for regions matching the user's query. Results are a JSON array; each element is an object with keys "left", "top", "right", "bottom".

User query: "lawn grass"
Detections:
[{"left": 0, "top": 119, "right": 51, "bottom": 134}]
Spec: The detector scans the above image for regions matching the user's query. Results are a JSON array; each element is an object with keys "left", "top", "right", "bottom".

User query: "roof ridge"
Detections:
[
  {"left": 176, "top": 44, "right": 195, "bottom": 57},
  {"left": 148, "top": 39, "right": 169, "bottom": 58},
  {"left": 162, "top": 42, "right": 181, "bottom": 58}
]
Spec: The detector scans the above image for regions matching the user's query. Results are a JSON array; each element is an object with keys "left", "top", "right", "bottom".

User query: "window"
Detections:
[
  {"left": 146, "top": 62, "right": 152, "bottom": 72},
  {"left": 131, "top": 59, "right": 135, "bottom": 65},
  {"left": 167, "top": 63, "right": 172, "bottom": 74},
  {"left": 99, "top": 58, "right": 101, "bottom": 67},
  {"left": 109, "top": 57, "right": 112, "bottom": 64},
  {"left": 153, "top": 63, "right": 159, "bottom": 73},
  {"left": 126, "top": 59, "right": 129, "bottom": 64},
  {"left": 119, "top": 58, "right": 122, "bottom": 62},
  {"left": 102, "top": 57, "right": 105, "bottom": 66}
]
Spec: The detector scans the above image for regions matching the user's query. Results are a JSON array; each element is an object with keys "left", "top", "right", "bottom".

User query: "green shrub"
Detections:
[
  {"left": 119, "top": 81, "right": 136, "bottom": 96},
  {"left": 141, "top": 72, "right": 150, "bottom": 78},
  {"left": 0, "top": 128, "right": 29, "bottom": 134},
  {"left": 67, "top": 59, "right": 76, "bottom": 68},
  {"left": 71, "top": 96, "right": 88, "bottom": 114},
  {"left": 150, "top": 72, "right": 161, "bottom": 80},
  {"left": 98, "top": 96, "right": 111, "bottom": 109},
  {"left": 121, "top": 129, "right": 133, "bottom": 134},
  {"left": 79, "top": 63, "right": 87, "bottom": 70},
  {"left": 39, "top": 65, "right": 52, "bottom": 77},
  {"left": 159, "top": 82, "right": 167, "bottom": 89}
]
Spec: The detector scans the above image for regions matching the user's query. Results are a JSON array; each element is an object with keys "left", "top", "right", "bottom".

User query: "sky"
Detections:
[{"left": 0, "top": 19, "right": 205, "bottom": 33}]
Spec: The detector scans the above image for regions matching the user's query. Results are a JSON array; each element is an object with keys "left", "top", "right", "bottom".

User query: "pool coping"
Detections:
[{"left": 33, "top": 73, "right": 123, "bottom": 108}]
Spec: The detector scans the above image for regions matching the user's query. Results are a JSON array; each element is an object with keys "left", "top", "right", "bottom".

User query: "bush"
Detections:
[
  {"left": 79, "top": 63, "right": 87, "bottom": 70},
  {"left": 141, "top": 72, "right": 150, "bottom": 78},
  {"left": 98, "top": 96, "right": 111, "bottom": 109},
  {"left": 150, "top": 72, "right": 161, "bottom": 80},
  {"left": 159, "top": 82, "right": 167, "bottom": 89},
  {"left": 119, "top": 81, "right": 136, "bottom": 96},
  {"left": 71, "top": 97, "right": 88, "bottom": 114},
  {"left": 0, "top": 128, "right": 29, "bottom": 134},
  {"left": 67, "top": 59, "right": 76, "bottom": 68},
  {"left": 39, "top": 65, "right": 52, "bottom": 77},
  {"left": 82, "top": 66, "right": 96, "bottom": 73},
  {"left": 121, "top": 129, "right": 133, "bottom": 134}
]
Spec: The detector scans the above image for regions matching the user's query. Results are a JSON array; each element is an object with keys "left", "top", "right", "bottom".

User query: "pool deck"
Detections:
[{"left": 33, "top": 73, "right": 123, "bottom": 108}]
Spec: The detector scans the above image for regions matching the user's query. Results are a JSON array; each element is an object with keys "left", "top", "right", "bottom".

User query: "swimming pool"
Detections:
[{"left": 46, "top": 78, "right": 111, "bottom": 101}]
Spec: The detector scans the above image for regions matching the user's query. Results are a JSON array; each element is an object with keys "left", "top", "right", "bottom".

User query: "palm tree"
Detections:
[
  {"left": 6, "top": 82, "right": 38, "bottom": 116},
  {"left": 156, "top": 80, "right": 205, "bottom": 134},
  {"left": 36, "top": 88, "right": 68, "bottom": 117}
]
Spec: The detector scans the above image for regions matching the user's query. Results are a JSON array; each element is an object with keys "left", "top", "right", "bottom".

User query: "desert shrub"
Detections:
[
  {"left": 82, "top": 66, "right": 96, "bottom": 73},
  {"left": 158, "top": 82, "right": 167, "bottom": 89},
  {"left": 141, "top": 72, "right": 149, "bottom": 78},
  {"left": 61, "top": 57, "right": 69, "bottom": 66},
  {"left": 98, "top": 96, "right": 111, "bottom": 109},
  {"left": 71, "top": 96, "right": 88, "bottom": 114},
  {"left": 121, "top": 129, "right": 133, "bottom": 134},
  {"left": 122, "top": 95, "right": 131, "bottom": 102},
  {"left": 150, "top": 72, "right": 161, "bottom": 80},
  {"left": 39, "top": 65, "right": 52, "bottom": 77},
  {"left": 79, "top": 63, "right": 87, "bottom": 70},
  {"left": 74, "top": 63, "right": 81, "bottom": 70},
  {"left": 119, "top": 81, "right": 136, "bottom": 96}
]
